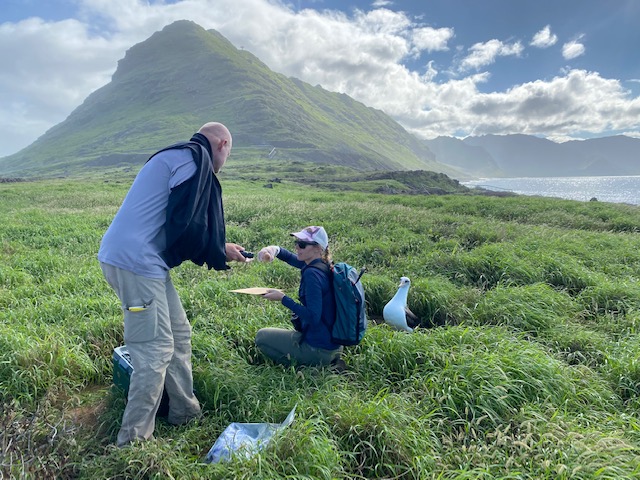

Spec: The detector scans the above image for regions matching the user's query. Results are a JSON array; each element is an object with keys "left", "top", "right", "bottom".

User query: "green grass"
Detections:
[{"left": 2, "top": 175, "right": 640, "bottom": 478}]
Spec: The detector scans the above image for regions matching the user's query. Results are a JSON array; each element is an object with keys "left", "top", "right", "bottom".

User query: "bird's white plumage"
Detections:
[{"left": 383, "top": 276, "right": 414, "bottom": 332}]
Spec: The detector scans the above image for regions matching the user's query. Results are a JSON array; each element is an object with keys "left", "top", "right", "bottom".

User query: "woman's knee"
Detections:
[
  {"left": 255, "top": 327, "right": 286, "bottom": 344},
  {"left": 255, "top": 328, "right": 269, "bottom": 347}
]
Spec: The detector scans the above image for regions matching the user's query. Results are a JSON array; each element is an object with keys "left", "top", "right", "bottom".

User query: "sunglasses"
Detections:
[{"left": 294, "top": 240, "right": 317, "bottom": 249}]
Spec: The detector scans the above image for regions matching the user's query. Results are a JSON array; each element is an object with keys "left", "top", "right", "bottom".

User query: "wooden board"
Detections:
[{"left": 230, "top": 287, "right": 282, "bottom": 295}]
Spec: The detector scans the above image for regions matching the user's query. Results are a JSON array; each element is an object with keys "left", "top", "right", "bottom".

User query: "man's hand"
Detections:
[
  {"left": 226, "top": 243, "right": 250, "bottom": 262},
  {"left": 262, "top": 289, "right": 285, "bottom": 301}
]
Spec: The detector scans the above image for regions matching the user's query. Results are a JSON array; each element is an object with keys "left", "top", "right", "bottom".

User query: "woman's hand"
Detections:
[
  {"left": 257, "top": 246, "right": 280, "bottom": 262},
  {"left": 262, "top": 289, "right": 285, "bottom": 301}
]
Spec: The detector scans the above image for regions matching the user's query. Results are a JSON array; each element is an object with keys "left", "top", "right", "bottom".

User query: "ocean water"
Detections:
[{"left": 463, "top": 176, "right": 640, "bottom": 205}]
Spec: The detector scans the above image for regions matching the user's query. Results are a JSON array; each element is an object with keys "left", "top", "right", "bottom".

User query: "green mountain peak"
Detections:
[{"left": 0, "top": 20, "right": 453, "bottom": 178}]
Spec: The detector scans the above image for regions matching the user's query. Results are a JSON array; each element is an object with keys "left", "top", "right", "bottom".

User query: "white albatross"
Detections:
[{"left": 382, "top": 276, "right": 419, "bottom": 332}]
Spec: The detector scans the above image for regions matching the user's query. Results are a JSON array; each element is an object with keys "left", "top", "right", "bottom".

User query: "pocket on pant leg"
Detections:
[{"left": 124, "top": 301, "right": 158, "bottom": 343}]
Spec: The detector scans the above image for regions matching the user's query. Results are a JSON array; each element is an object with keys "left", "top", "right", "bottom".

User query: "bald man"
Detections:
[{"left": 98, "top": 122, "right": 247, "bottom": 447}]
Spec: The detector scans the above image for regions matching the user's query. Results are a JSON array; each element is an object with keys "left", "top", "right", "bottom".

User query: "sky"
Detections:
[{"left": 1, "top": 0, "right": 639, "bottom": 158}]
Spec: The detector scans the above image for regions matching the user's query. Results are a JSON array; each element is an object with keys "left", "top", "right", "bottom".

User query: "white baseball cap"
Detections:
[{"left": 290, "top": 226, "right": 329, "bottom": 250}]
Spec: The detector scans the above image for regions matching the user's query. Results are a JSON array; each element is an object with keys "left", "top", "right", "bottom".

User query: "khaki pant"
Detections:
[
  {"left": 255, "top": 328, "right": 342, "bottom": 366},
  {"left": 101, "top": 263, "right": 201, "bottom": 447}
]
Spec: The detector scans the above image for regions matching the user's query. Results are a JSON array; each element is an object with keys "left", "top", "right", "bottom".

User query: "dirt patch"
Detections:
[{"left": 63, "top": 386, "right": 110, "bottom": 431}]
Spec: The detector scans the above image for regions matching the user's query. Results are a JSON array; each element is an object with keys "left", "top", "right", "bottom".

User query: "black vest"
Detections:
[{"left": 147, "top": 134, "right": 228, "bottom": 270}]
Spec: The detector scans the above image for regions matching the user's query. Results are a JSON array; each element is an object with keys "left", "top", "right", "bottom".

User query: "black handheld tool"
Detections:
[{"left": 241, "top": 251, "right": 255, "bottom": 258}]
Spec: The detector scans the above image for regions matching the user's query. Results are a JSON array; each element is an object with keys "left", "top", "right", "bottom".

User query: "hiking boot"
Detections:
[{"left": 330, "top": 358, "right": 348, "bottom": 373}]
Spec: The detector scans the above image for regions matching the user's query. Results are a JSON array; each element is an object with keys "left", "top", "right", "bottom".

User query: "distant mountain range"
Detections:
[
  {"left": 0, "top": 20, "right": 637, "bottom": 180},
  {"left": 426, "top": 134, "right": 640, "bottom": 178}
]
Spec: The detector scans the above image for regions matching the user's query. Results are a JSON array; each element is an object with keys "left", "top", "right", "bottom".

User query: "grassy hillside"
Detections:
[
  {"left": 218, "top": 158, "right": 471, "bottom": 195},
  {"left": 0, "top": 21, "right": 457, "bottom": 179},
  {"left": 2, "top": 175, "right": 640, "bottom": 478}
]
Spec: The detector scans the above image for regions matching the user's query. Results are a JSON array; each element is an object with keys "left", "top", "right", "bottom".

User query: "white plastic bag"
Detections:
[{"left": 205, "top": 406, "right": 296, "bottom": 463}]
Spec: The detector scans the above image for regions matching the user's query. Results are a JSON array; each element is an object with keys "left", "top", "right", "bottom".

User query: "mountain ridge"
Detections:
[{"left": 0, "top": 20, "right": 455, "bottom": 178}]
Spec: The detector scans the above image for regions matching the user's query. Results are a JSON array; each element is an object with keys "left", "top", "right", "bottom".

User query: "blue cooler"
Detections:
[
  {"left": 112, "top": 345, "right": 133, "bottom": 393},
  {"left": 112, "top": 345, "right": 169, "bottom": 417}
]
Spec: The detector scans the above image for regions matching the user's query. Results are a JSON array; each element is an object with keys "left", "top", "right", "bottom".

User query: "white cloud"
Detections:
[
  {"left": 458, "top": 39, "right": 524, "bottom": 72},
  {"left": 421, "top": 61, "right": 438, "bottom": 82},
  {"left": 0, "top": 16, "right": 126, "bottom": 157},
  {"left": 411, "top": 26, "right": 454, "bottom": 53},
  {"left": 562, "top": 38, "right": 586, "bottom": 60},
  {"left": 432, "top": 70, "right": 640, "bottom": 140},
  {"left": 530, "top": 25, "right": 557, "bottom": 48},
  {"left": 372, "top": 0, "right": 393, "bottom": 6},
  {"left": 546, "top": 134, "right": 582, "bottom": 143},
  {"left": 354, "top": 8, "right": 412, "bottom": 35}
]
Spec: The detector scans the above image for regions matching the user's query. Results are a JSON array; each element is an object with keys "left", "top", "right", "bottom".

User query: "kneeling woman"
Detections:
[{"left": 255, "top": 226, "right": 343, "bottom": 367}]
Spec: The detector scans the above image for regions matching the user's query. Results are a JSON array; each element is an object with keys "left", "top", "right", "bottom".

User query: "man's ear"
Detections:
[{"left": 217, "top": 139, "right": 228, "bottom": 151}]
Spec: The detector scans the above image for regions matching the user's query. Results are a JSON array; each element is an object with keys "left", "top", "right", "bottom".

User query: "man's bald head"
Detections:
[{"left": 198, "top": 122, "right": 232, "bottom": 173}]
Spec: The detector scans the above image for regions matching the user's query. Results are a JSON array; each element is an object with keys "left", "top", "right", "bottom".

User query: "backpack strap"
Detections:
[
  {"left": 307, "top": 261, "right": 331, "bottom": 275},
  {"left": 306, "top": 261, "right": 334, "bottom": 337}
]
